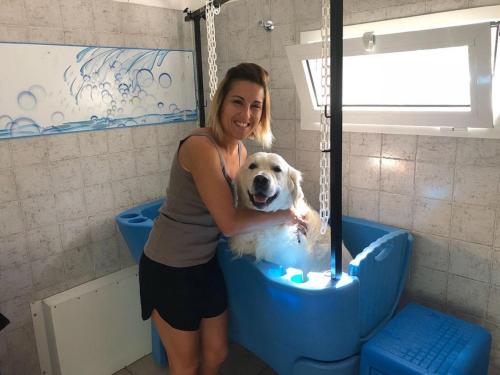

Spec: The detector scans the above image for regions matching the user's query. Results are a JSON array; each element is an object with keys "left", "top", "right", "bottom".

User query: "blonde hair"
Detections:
[{"left": 207, "top": 63, "right": 273, "bottom": 148}]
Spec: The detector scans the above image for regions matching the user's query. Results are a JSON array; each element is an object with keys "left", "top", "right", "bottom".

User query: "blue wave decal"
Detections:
[
  {"left": 0, "top": 44, "right": 196, "bottom": 140},
  {"left": 67, "top": 48, "right": 171, "bottom": 106},
  {"left": 0, "top": 111, "right": 197, "bottom": 139}
]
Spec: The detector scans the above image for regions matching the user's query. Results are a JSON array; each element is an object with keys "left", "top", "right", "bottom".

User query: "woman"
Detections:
[{"left": 139, "top": 63, "right": 305, "bottom": 375}]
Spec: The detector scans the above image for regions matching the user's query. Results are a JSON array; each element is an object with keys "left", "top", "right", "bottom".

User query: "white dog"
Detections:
[{"left": 229, "top": 152, "right": 352, "bottom": 274}]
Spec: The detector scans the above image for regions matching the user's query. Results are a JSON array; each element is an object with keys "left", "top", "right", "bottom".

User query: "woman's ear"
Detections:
[{"left": 288, "top": 166, "right": 304, "bottom": 206}]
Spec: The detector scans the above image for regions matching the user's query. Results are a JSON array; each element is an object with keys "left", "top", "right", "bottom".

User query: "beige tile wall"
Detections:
[
  {"left": 0, "top": 0, "right": 196, "bottom": 373},
  {"left": 205, "top": 0, "right": 500, "bottom": 372}
]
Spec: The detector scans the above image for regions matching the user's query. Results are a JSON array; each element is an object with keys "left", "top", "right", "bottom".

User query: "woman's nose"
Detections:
[{"left": 241, "top": 105, "right": 252, "bottom": 121}]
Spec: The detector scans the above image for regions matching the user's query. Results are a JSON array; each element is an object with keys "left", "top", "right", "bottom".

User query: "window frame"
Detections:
[{"left": 287, "top": 22, "right": 494, "bottom": 132}]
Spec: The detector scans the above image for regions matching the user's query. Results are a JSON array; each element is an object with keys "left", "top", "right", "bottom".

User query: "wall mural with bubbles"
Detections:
[{"left": 0, "top": 42, "right": 197, "bottom": 139}]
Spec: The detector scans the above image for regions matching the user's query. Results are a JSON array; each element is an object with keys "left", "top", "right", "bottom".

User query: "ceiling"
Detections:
[{"left": 112, "top": 0, "right": 207, "bottom": 11}]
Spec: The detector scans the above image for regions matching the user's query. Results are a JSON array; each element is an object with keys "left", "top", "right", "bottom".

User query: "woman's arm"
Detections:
[{"left": 179, "top": 136, "right": 298, "bottom": 237}]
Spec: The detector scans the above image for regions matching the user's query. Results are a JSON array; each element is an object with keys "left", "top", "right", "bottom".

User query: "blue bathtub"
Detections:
[{"left": 116, "top": 199, "right": 413, "bottom": 375}]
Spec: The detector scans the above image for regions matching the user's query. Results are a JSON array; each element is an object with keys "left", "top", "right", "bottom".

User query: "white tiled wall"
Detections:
[
  {"left": 205, "top": 0, "right": 500, "bottom": 372},
  {"left": 0, "top": 124, "right": 197, "bottom": 373},
  {"left": 0, "top": 0, "right": 196, "bottom": 373}
]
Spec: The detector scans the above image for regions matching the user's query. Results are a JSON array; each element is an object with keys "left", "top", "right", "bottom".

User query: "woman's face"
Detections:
[{"left": 219, "top": 80, "right": 265, "bottom": 143}]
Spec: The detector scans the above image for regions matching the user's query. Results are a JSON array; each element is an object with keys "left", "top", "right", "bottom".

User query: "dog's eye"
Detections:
[
  {"left": 249, "top": 163, "right": 257, "bottom": 170},
  {"left": 272, "top": 166, "right": 282, "bottom": 173}
]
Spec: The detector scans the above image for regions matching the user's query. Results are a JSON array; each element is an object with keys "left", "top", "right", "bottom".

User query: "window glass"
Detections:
[{"left": 305, "top": 46, "right": 471, "bottom": 110}]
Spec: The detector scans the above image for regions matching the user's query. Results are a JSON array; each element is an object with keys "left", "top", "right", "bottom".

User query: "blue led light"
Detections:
[{"left": 291, "top": 273, "right": 308, "bottom": 283}]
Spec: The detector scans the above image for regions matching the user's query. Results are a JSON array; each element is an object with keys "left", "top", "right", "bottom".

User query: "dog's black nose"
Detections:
[{"left": 253, "top": 175, "right": 269, "bottom": 191}]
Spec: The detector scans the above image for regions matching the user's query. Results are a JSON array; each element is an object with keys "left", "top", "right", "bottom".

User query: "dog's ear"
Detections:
[
  {"left": 288, "top": 165, "right": 304, "bottom": 206},
  {"left": 234, "top": 169, "right": 246, "bottom": 208}
]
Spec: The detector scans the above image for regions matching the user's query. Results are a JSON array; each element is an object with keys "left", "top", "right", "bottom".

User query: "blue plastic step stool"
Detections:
[{"left": 360, "top": 303, "right": 491, "bottom": 375}]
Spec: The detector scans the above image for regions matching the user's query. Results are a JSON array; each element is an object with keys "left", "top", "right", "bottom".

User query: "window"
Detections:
[{"left": 287, "top": 16, "right": 499, "bottom": 133}]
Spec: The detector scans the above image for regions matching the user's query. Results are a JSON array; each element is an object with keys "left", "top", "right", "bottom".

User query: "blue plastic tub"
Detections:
[{"left": 116, "top": 199, "right": 413, "bottom": 374}]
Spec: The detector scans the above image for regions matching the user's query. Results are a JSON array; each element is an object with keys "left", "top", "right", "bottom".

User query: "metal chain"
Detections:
[
  {"left": 319, "top": 0, "right": 330, "bottom": 235},
  {"left": 205, "top": 0, "right": 220, "bottom": 99}
]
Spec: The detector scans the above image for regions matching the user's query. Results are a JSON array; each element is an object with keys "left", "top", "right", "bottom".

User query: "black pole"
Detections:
[
  {"left": 184, "top": 0, "right": 231, "bottom": 22},
  {"left": 193, "top": 17, "right": 206, "bottom": 127},
  {"left": 184, "top": 0, "right": 232, "bottom": 128},
  {"left": 0, "top": 313, "right": 9, "bottom": 331},
  {"left": 331, "top": 0, "right": 343, "bottom": 280}
]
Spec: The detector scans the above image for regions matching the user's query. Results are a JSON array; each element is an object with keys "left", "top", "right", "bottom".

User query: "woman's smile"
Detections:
[{"left": 233, "top": 120, "right": 249, "bottom": 128}]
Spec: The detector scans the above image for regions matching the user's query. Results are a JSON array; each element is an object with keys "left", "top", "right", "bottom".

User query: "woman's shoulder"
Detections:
[
  {"left": 179, "top": 130, "right": 219, "bottom": 165},
  {"left": 182, "top": 128, "right": 218, "bottom": 148},
  {"left": 187, "top": 127, "right": 212, "bottom": 138},
  {"left": 183, "top": 128, "right": 217, "bottom": 148}
]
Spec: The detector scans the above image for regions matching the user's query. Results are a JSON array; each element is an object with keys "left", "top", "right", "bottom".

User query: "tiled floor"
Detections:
[{"left": 113, "top": 342, "right": 278, "bottom": 375}]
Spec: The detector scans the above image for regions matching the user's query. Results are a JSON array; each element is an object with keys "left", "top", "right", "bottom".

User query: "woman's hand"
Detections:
[{"left": 285, "top": 209, "right": 307, "bottom": 243}]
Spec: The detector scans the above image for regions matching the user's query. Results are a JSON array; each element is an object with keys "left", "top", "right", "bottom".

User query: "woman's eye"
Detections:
[
  {"left": 249, "top": 163, "right": 257, "bottom": 170},
  {"left": 272, "top": 166, "right": 282, "bottom": 173}
]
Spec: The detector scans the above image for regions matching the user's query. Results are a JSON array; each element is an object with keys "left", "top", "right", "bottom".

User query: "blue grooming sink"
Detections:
[{"left": 116, "top": 199, "right": 413, "bottom": 374}]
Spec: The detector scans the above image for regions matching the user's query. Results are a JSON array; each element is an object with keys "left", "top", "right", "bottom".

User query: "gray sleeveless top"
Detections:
[{"left": 144, "top": 131, "right": 240, "bottom": 267}]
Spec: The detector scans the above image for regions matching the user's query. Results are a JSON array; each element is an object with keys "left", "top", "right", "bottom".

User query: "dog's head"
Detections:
[{"left": 236, "top": 152, "right": 304, "bottom": 212}]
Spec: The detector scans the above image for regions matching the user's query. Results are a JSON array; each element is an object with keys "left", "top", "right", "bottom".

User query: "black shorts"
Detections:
[{"left": 139, "top": 253, "right": 228, "bottom": 331}]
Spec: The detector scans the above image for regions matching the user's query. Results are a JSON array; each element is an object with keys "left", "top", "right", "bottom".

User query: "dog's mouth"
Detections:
[{"left": 248, "top": 191, "right": 279, "bottom": 209}]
